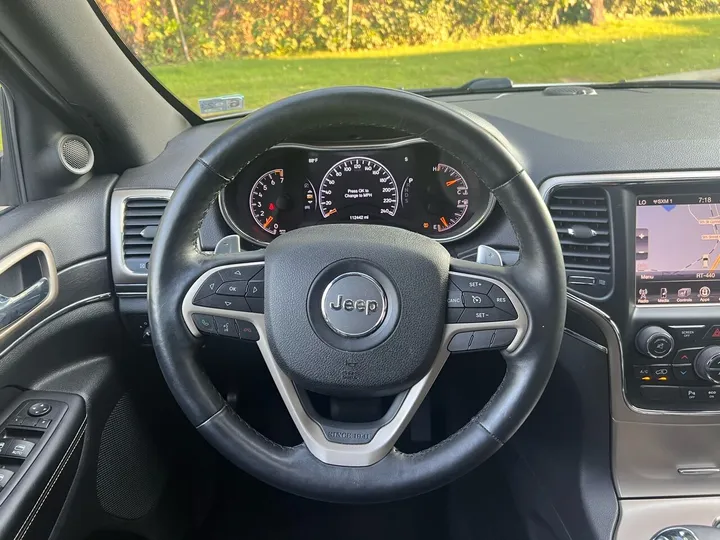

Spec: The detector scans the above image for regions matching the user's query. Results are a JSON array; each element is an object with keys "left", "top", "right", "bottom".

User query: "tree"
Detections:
[
  {"left": 590, "top": 0, "right": 605, "bottom": 25},
  {"left": 168, "top": 0, "right": 191, "bottom": 62}
]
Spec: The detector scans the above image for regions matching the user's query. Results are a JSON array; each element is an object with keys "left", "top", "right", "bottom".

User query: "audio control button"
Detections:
[{"left": 636, "top": 326, "right": 675, "bottom": 359}]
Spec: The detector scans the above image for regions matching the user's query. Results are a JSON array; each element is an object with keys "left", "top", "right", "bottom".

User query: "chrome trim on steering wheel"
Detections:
[{"left": 181, "top": 263, "right": 527, "bottom": 467}]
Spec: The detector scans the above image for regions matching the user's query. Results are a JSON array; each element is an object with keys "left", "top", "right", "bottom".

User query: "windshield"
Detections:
[{"left": 95, "top": 1, "right": 720, "bottom": 117}]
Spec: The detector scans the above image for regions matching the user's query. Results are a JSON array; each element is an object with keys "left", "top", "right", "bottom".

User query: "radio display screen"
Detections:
[{"left": 636, "top": 194, "right": 720, "bottom": 305}]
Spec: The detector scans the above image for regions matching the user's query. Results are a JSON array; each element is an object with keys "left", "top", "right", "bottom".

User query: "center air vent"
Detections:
[
  {"left": 122, "top": 198, "right": 168, "bottom": 274},
  {"left": 548, "top": 186, "right": 613, "bottom": 297}
]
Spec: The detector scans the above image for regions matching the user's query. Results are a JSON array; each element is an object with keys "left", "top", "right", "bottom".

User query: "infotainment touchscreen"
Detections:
[{"left": 636, "top": 194, "right": 720, "bottom": 305}]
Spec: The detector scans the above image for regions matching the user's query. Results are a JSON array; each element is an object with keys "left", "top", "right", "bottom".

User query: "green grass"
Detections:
[{"left": 148, "top": 15, "right": 720, "bottom": 113}]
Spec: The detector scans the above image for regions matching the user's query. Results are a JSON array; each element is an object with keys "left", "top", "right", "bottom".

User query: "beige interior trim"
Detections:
[
  {"left": 0, "top": 242, "right": 58, "bottom": 341},
  {"left": 616, "top": 497, "right": 720, "bottom": 539}
]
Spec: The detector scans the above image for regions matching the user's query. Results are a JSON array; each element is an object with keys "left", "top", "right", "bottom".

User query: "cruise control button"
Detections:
[
  {"left": 461, "top": 292, "right": 493, "bottom": 308},
  {"left": 194, "top": 295, "right": 250, "bottom": 312},
  {"left": 8, "top": 440, "right": 34, "bottom": 458},
  {"left": 469, "top": 330, "right": 494, "bottom": 350},
  {"left": 219, "top": 265, "right": 263, "bottom": 282},
  {"left": 216, "top": 281, "right": 248, "bottom": 296},
  {"left": 0, "top": 469, "right": 13, "bottom": 488},
  {"left": 673, "top": 348, "right": 702, "bottom": 365},
  {"left": 446, "top": 308, "right": 463, "bottom": 324},
  {"left": 192, "top": 313, "right": 216, "bottom": 335},
  {"left": 446, "top": 283, "right": 463, "bottom": 308},
  {"left": 673, "top": 364, "right": 697, "bottom": 382},
  {"left": 450, "top": 275, "right": 492, "bottom": 295},
  {"left": 236, "top": 320, "right": 260, "bottom": 341},
  {"left": 492, "top": 328, "right": 517, "bottom": 348},
  {"left": 246, "top": 280, "right": 265, "bottom": 298},
  {"left": 458, "top": 307, "right": 511, "bottom": 324},
  {"left": 488, "top": 285, "right": 517, "bottom": 317},
  {"left": 214, "top": 316, "right": 239, "bottom": 338},
  {"left": 448, "top": 332, "right": 473, "bottom": 352},
  {"left": 193, "top": 272, "right": 223, "bottom": 302}
]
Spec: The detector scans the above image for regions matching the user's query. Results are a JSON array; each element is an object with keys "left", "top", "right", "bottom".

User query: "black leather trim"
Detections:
[{"left": 149, "top": 87, "right": 565, "bottom": 502}]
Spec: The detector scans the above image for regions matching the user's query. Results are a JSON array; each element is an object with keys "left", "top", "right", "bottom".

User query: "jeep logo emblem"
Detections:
[{"left": 321, "top": 273, "right": 387, "bottom": 337}]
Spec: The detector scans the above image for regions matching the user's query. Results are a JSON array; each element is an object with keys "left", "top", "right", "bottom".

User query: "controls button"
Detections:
[
  {"left": 446, "top": 308, "right": 463, "bottom": 324},
  {"left": 633, "top": 365, "right": 652, "bottom": 380},
  {"left": 469, "top": 330, "right": 495, "bottom": 350},
  {"left": 0, "top": 441, "right": 10, "bottom": 455},
  {"left": 216, "top": 281, "right": 248, "bottom": 296},
  {"left": 35, "top": 418, "right": 51, "bottom": 429},
  {"left": 214, "top": 316, "right": 239, "bottom": 338},
  {"left": 649, "top": 335, "right": 673, "bottom": 358},
  {"left": 236, "top": 320, "right": 260, "bottom": 341},
  {"left": 191, "top": 313, "right": 216, "bottom": 335},
  {"left": 446, "top": 283, "right": 463, "bottom": 308},
  {"left": 8, "top": 440, "right": 34, "bottom": 458},
  {"left": 0, "top": 469, "right": 13, "bottom": 488},
  {"left": 246, "top": 298, "right": 264, "bottom": 314},
  {"left": 193, "top": 272, "right": 223, "bottom": 302},
  {"left": 194, "top": 295, "right": 250, "bottom": 312},
  {"left": 218, "top": 265, "right": 263, "bottom": 282},
  {"left": 640, "top": 385, "right": 680, "bottom": 402},
  {"left": 704, "top": 325, "right": 720, "bottom": 341},
  {"left": 673, "top": 364, "right": 697, "bottom": 382},
  {"left": 448, "top": 332, "right": 473, "bottom": 352},
  {"left": 461, "top": 292, "right": 493, "bottom": 308},
  {"left": 488, "top": 285, "right": 517, "bottom": 318},
  {"left": 28, "top": 402, "right": 52, "bottom": 417},
  {"left": 458, "top": 307, "right": 511, "bottom": 324},
  {"left": 246, "top": 280, "right": 265, "bottom": 298},
  {"left": 672, "top": 348, "right": 703, "bottom": 365},
  {"left": 450, "top": 275, "right": 492, "bottom": 295},
  {"left": 492, "top": 328, "right": 517, "bottom": 348},
  {"left": 670, "top": 325, "right": 706, "bottom": 342}
]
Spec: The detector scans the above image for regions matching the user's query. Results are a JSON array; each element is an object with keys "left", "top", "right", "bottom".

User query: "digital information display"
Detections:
[{"left": 636, "top": 194, "right": 720, "bottom": 305}]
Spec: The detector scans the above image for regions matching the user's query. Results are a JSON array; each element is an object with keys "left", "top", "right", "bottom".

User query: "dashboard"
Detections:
[{"left": 219, "top": 140, "right": 494, "bottom": 246}]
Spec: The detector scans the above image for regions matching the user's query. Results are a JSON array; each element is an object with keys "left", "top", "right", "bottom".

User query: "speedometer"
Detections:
[{"left": 318, "top": 157, "right": 398, "bottom": 221}]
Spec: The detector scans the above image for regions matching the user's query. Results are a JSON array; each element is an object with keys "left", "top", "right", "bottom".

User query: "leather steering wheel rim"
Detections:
[{"left": 148, "top": 86, "right": 566, "bottom": 503}]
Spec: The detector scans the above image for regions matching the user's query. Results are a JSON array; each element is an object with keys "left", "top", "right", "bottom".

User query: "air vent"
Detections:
[
  {"left": 122, "top": 198, "right": 168, "bottom": 274},
  {"left": 549, "top": 187, "right": 611, "bottom": 273}
]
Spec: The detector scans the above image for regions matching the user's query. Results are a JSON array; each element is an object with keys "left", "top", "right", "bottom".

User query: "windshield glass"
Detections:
[{"left": 95, "top": 1, "right": 720, "bottom": 117}]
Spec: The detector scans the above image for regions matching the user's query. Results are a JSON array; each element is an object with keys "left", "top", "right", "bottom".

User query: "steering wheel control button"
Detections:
[
  {"left": 7, "top": 440, "right": 34, "bottom": 459},
  {"left": 193, "top": 272, "right": 223, "bottom": 302},
  {"left": 321, "top": 273, "right": 387, "bottom": 338},
  {"left": 0, "top": 469, "right": 13, "bottom": 489},
  {"left": 450, "top": 275, "right": 492, "bottom": 295},
  {"left": 469, "top": 330, "right": 494, "bottom": 350},
  {"left": 236, "top": 321, "right": 260, "bottom": 341},
  {"left": 246, "top": 280, "right": 264, "bottom": 298},
  {"left": 488, "top": 285, "right": 517, "bottom": 317},
  {"left": 218, "top": 265, "right": 262, "bottom": 282},
  {"left": 448, "top": 332, "right": 473, "bottom": 352},
  {"left": 216, "top": 281, "right": 248, "bottom": 296},
  {"left": 492, "top": 328, "right": 518, "bottom": 348},
  {"left": 191, "top": 313, "right": 216, "bottom": 335},
  {"left": 461, "top": 292, "right": 493, "bottom": 308},
  {"left": 446, "top": 284, "right": 463, "bottom": 308},
  {"left": 458, "top": 307, "right": 510, "bottom": 324},
  {"left": 246, "top": 298, "right": 264, "bottom": 313},
  {"left": 195, "top": 295, "right": 250, "bottom": 312},
  {"left": 446, "top": 308, "right": 463, "bottom": 324},
  {"left": 673, "top": 348, "right": 703, "bottom": 365},
  {"left": 214, "top": 316, "right": 239, "bottom": 338},
  {"left": 27, "top": 402, "right": 52, "bottom": 417}
]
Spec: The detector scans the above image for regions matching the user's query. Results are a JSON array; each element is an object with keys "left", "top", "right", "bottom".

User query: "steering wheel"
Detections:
[{"left": 148, "top": 87, "right": 566, "bottom": 503}]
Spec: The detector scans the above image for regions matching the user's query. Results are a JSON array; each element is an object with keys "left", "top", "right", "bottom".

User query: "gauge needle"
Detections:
[
  {"left": 445, "top": 179, "right": 459, "bottom": 187},
  {"left": 440, "top": 216, "right": 449, "bottom": 228},
  {"left": 326, "top": 208, "right": 338, "bottom": 217},
  {"left": 263, "top": 216, "right": 274, "bottom": 228}
]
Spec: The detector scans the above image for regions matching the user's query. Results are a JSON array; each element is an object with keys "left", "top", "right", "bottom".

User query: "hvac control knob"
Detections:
[
  {"left": 694, "top": 346, "right": 720, "bottom": 384},
  {"left": 635, "top": 326, "right": 674, "bottom": 359}
]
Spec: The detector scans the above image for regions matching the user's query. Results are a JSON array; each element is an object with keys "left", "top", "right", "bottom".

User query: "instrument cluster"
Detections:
[{"left": 220, "top": 139, "right": 495, "bottom": 245}]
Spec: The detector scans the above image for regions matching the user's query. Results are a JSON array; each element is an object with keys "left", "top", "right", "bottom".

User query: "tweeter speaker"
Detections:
[{"left": 57, "top": 134, "right": 94, "bottom": 175}]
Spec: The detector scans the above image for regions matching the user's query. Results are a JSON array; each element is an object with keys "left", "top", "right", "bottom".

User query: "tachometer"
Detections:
[
  {"left": 249, "top": 169, "right": 315, "bottom": 235},
  {"left": 318, "top": 157, "right": 398, "bottom": 221}
]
